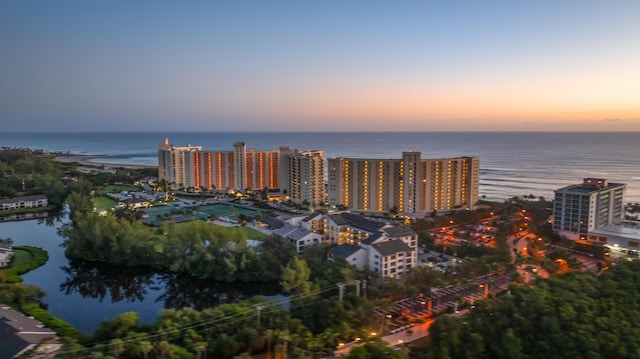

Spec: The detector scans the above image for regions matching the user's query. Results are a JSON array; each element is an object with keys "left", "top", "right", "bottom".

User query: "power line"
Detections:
[{"left": 58, "top": 283, "right": 339, "bottom": 357}]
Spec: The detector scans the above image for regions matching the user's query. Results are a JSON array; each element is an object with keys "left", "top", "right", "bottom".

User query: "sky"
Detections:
[{"left": 1, "top": 1, "right": 639, "bottom": 132}]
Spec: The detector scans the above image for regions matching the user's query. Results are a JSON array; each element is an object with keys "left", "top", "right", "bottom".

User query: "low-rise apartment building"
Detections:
[{"left": 0, "top": 195, "right": 48, "bottom": 211}]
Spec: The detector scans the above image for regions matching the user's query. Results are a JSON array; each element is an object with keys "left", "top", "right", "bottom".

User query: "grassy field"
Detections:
[
  {"left": 197, "top": 203, "right": 263, "bottom": 219},
  {"left": 98, "top": 184, "right": 141, "bottom": 194},
  {"left": 218, "top": 224, "right": 268, "bottom": 240},
  {"left": 10, "top": 248, "right": 33, "bottom": 266},
  {"left": 173, "top": 222, "right": 268, "bottom": 240},
  {"left": 0, "top": 246, "right": 48, "bottom": 283},
  {"left": 93, "top": 196, "right": 118, "bottom": 210}
]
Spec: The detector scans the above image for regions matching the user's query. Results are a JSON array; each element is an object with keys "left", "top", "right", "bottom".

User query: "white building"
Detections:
[
  {"left": 553, "top": 178, "right": 626, "bottom": 240},
  {"left": 368, "top": 240, "right": 414, "bottom": 278},
  {"left": 327, "top": 212, "right": 418, "bottom": 278},
  {"left": 157, "top": 138, "right": 202, "bottom": 190},
  {"left": 0, "top": 195, "right": 48, "bottom": 211},
  {"left": 0, "top": 245, "right": 13, "bottom": 267},
  {"left": 274, "top": 223, "right": 324, "bottom": 254}
]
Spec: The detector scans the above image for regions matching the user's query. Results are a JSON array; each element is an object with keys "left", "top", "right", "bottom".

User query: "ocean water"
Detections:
[{"left": 1, "top": 131, "right": 639, "bottom": 203}]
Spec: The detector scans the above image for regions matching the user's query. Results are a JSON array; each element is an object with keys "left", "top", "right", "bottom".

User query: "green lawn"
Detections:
[
  {"left": 10, "top": 248, "right": 33, "bottom": 266},
  {"left": 98, "top": 184, "right": 141, "bottom": 195},
  {"left": 218, "top": 225, "right": 268, "bottom": 241},
  {"left": 173, "top": 222, "right": 268, "bottom": 240},
  {"left": 93, "top": 196, "right": 118, "bottom": 210}
]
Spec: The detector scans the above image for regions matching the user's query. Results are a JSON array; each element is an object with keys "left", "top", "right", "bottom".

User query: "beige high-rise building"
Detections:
[
  {"left": 280, "top": 147, "right": 326, "bottom": 209},
  {"left": 245, "top": 148, "right": 280, "bottom": 191},
  {"left": 197, "top": 150, "right": 236, "bottom": 191},
  {"left": 194, "top": 145, "right": 279, "bottom": 192},
  {"left": 158, "top": 139, "right": 294, "bottom": 194},
  {"left": 327, "top": 152, "right": 479, "bottom": 215},
  {"left": 157, "top": 138, "right": 202, "bottom": 190}
]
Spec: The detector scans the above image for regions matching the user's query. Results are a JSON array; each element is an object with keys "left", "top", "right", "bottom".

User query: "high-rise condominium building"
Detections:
[
  {"left": 157, "top": 138, "right": 202, "bottom": 189},
  {"left": 279, "top": 147, "right": 326, "bottom": 208},
  {"left": 553, "top": 178, "right": 626, "bottom": 240},
  {"left": 196, "top": 142, "right": 280, "bottom": 191},
  {"left": 158, "top": 140, "right": 319, "bottom": 206},
  {"left": 327, "top": 152, "right": 479, "bottom": 215}
]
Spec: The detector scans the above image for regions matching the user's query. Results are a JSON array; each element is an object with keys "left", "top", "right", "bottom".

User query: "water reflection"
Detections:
[
  {"left": 60, "top": 260, "right": 281, "bottom": 310},
  {"left": 60, "top": 260, "right": 158, "bottom": 303}
]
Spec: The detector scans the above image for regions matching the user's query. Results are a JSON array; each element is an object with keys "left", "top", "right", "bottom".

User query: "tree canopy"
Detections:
[{"left": 423, "top": 260, "right": 640, "bottom": 359}]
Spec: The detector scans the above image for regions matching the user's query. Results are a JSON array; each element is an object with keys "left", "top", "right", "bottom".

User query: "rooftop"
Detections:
[
  {"left": 372, "top": 239, "right": 412, "bottom": 257},
  {"left": 0, "top": 194, "right": 47, "bottom": 205},
  {"left": 329, "top": 244, "right": 362, "bottom": 259},
  {"left": 555, "top": 178, "right": 625, "bottom": 195},
  {"left": 590, "top": 222, "right": 640, "bottom": 242},
  {"left": 0, "top": 305, "right": 59, "bottom": 359},
  {"left": 262, "top": 216, "right": 285, "bottom": 230},
  {"left": 383, "top": 225, "right": 416, "bottom": 238},
  {"left": 327, "top": 212, "right": 387, "bottom": 233}
]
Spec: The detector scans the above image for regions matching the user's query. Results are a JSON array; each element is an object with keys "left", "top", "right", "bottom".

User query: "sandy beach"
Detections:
[{"left": 54, "top": 155, "right": 156, "bottom": 169}]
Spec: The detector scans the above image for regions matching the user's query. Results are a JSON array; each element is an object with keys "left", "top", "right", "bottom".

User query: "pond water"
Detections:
[{"left": 0, "top": 213, "right": 282, "bottom": 334}]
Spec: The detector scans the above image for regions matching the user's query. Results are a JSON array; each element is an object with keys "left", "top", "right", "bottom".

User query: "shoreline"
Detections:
[{"left": 54, "top": 155, "right": 156, "bottom": 169}]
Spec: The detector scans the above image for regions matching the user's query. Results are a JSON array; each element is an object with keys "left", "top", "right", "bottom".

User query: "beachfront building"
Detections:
[
  {"left": 552, "top": 178, "right": 640, "bottom": 255},
  {"left": 553, "top": 178, "right": 626, "bottom": 240},
  {"left": 327, "top": 152, "right": 479, "bottom": 216},
  {"left": 158, "top": 139, "right": 322, "bottom": 206},
  {"left": 157, "top": 138, "right": 202, "bottom": 190},
  {"left": 279, "top": 147, "right": 326, "bottom": 209},
  {"left": 197, "top": 143, "right": 279, "bottom": 192},
  {"left": 0, "top": 194, "right": 49, "bottom": 211}
]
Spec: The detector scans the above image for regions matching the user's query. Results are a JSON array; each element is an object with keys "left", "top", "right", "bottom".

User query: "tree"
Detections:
[
  {"left": 137, "top": 340, "right": 153, "bottom": 359},
  {"left": 280, "top": 258, "right": 312, "bottom": 295}
]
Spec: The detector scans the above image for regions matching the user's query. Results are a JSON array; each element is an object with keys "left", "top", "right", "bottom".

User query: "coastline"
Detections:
[{"left": 54, "top": 155, "right": 155, "bottom": 169}]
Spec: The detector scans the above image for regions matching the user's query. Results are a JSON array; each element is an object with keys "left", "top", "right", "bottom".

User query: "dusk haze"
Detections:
[{"left": 2, "top": 0, "right": 640, "bottom": 132}]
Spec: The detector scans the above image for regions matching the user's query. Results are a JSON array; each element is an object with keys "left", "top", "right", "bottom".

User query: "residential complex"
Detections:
[
  {"left": 158, "top": 139, "right": 479, "bottom": 215},
  {"left": 266, "top": 211, "right": 418, "bottom": 278},
  {"left": 327, "top": 152, "right": 480, "bottom": 215},
  {"left": 553, "top": 178, "right": 626, "bottom": 240},
  {"left": 158, "top": 138, "right": 323, "bottom": 208},
  {"left": 325, "top": 212, "right": 417, "bottom": 278}
]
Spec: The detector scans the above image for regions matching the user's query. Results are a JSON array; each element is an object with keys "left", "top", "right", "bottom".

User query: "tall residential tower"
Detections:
[{"left": 327, "top": 153, "right": 479, "bottom": 215}]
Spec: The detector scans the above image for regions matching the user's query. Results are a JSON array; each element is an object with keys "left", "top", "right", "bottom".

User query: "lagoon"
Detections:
[{"left": 1, "top": 214, "right": 281, "bottom": 334}]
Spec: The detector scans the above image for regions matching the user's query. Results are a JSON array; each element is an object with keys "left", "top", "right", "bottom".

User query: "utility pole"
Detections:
[
  {"left": 338, "top": 283, "right": 345, "bottom": 301},
  {"left": 256, "top": 305, "right": 264, "bottom": 328},
  {"left": 355, "top": 280, "right": 361, "bottom": 297}
]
